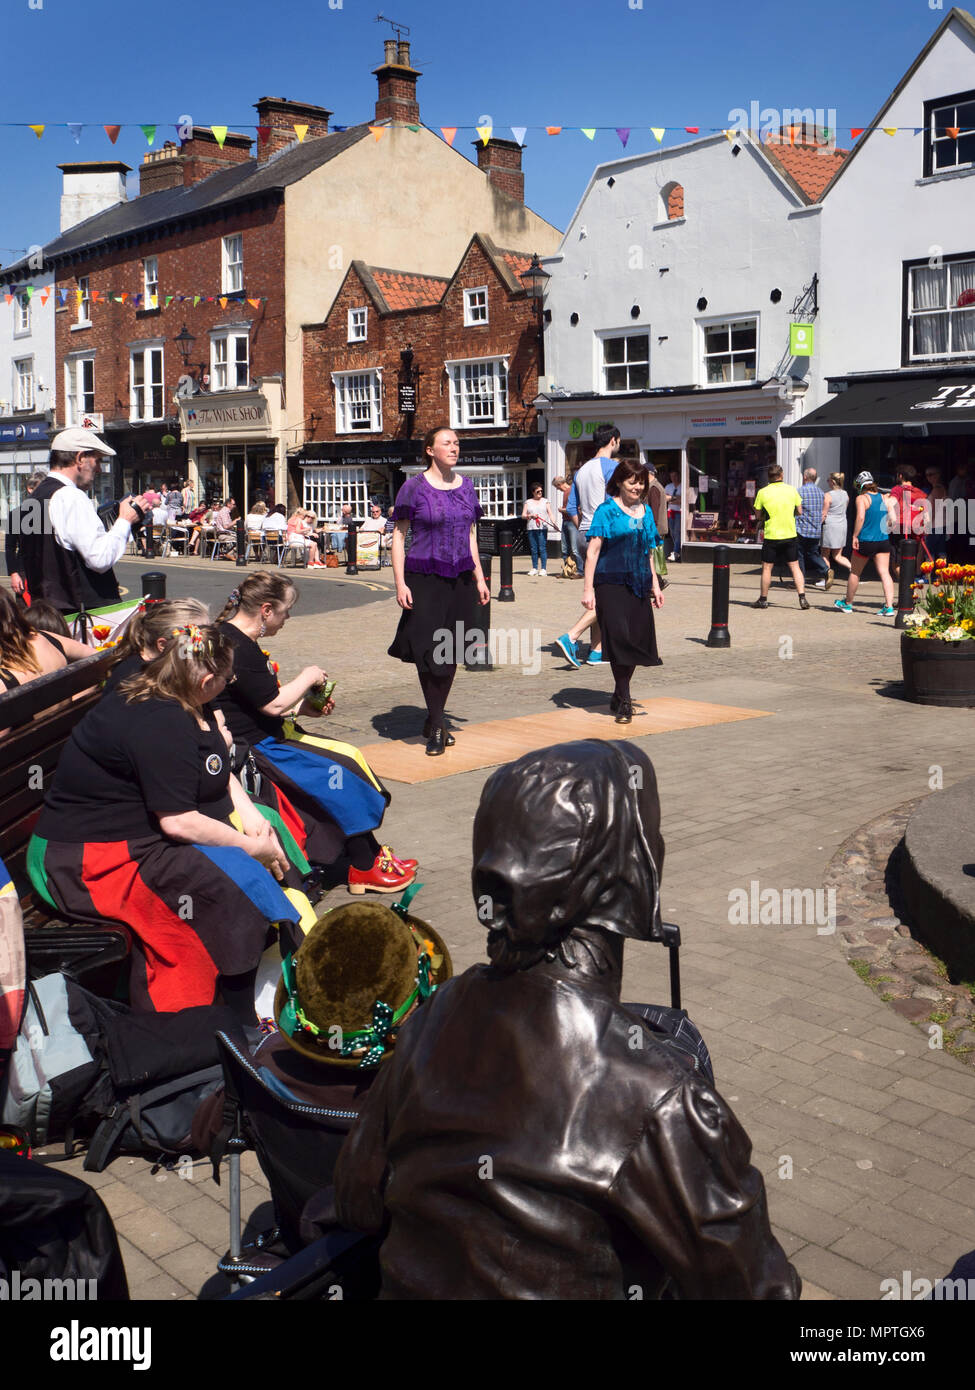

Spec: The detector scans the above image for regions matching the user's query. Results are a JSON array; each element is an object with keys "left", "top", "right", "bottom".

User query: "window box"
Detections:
[
  {"left": 446, "top": 357, "right": 508, "bottom": 428},
  {"left": 701, "top": 317, "right": 758, "bottom": 384},
  {"left": 463, "top": 287, "right": 489, "bottom": 326},
  {"left": 923, "top": 90, "right": 975, "bottom": 178},
  {"left": 332, "top": 371, "right": 382, "bottom": 433},
  {"left": 599, "top": 331, "right": 650, "bottom": 392},
  {"left": 904, "top": 253, "right": 975, "bottom": 362}
]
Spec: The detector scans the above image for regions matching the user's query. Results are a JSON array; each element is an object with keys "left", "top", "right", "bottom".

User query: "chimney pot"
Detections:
[
  {"left": 397, "top": 40, "right": 410, "bottom": 65},
  {"left": 384, "top": 39, "right": 398, "bottom": 63}
]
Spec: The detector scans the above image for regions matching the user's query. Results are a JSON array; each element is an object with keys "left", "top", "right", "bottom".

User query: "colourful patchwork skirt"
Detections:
[{"left": 26, "top": 833, "right": 313, "bottom": 1014}]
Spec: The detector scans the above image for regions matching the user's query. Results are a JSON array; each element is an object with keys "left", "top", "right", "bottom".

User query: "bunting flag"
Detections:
[
  {"left": 40, "top": 290, "right": 49, "bottom": 305},
  {"left": 851, "top": 128, "right": 864, "bottom": 139},
  {"left": 511, "top": 126, "right": 527, "bottom": 145},
  {"left": 685, "top": 127, "right": 699, "bottom": 135},
  {"left": 787, "top": 126, "right": 799, "bottom": 145},
  {"left": 650, "top": 128, "right": 665, "bottom": 143},
  {"left": 883, "top": 127, "right": 898, "bottom": 137},
  {"left": 67, "top": 123, "right": 82, "bottom": 143},
  {"left": 545, "top": 126, "right": 562, "bottom": 136},
  {"left": 369, "top": 126, "right": 386, "bottom": 141},
  {"left": 946, "top": 126, "right": 960, "bottom": 139},
  {"left": 616, "top": 128, "right": 630, "bottom": 147},
  {"left": 219, "top": 297, "right": 228, "bottom": 309},
  {"left": 58, "top": 289, "right": 68, "bottom": 305},
  {"left": 293, "top": 124, "right": 308, "bottom": 142},
  {"left": 141, "top": 124, "right": 156, "bottom": 146},
  {"left": 164, "top": 296, "right": 173, "bottom": 307},
  {"left": 256, "top": 125, "right": 271, "bottom": 144},
  {"left": 476, "top": 124, "right": 492, "bottom": 145},
  {"left": 212, "top": 125, "right": 228, "bottom": 147},
  {"left": 406, "top": 124, "right": 420, "bottom": 133},
  {"left": 28, "top": 124, "right": 45, "bottom": 139},
  {"left": 24, "top": 287, "right": 34, "bottom": 301},
  {"left": 581, "top": 128, "right": 596, "bottom": 141},
  {"left": 332, "top": 124, "right": 348, "bottom": 132},
  {"left": 149, "top": 294, "right": 158, "bottom": 309},
  {"left": 3, "top": 295, "right": 11, "bottom": 305},
  {"left": 440, "top": 127, "right": 457, "bottom": 145},
  {"left": 248, "top": 298, "right": 261, "bottom": 309},
  {"left": 104, "top": 125, "right": 121, "bottom": 144}
]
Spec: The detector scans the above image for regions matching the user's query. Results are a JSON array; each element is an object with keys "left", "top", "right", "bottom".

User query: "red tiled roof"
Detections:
[
  {"left": 498, "top": 249, "right": 533, "bottom": 280},
  {"left": 760, "top": 137, "right": 849, "bottom": 203},
  {"left": 667, "top": 183, "right": 684, "bottom": 219},
  {"left": 370, "top": 270, "right": 448, "bottom": 310}
]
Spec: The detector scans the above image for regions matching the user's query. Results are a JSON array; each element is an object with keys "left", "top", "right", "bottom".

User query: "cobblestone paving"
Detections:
[{"left": 32, "top": 558, "right": 975, "bottom": 1299}]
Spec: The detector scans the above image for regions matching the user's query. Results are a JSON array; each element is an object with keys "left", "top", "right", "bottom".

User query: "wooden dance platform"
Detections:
[{"left": 359, "top": 697, "right": 772, "bottom": 784}]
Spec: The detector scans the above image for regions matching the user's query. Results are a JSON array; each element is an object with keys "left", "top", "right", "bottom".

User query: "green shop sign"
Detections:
[
  {"left": 569, "top": 418, "right": 614, "bottom": 439},
  {"left": 789, "top": 323, "right": 814, "bottom": 357}
]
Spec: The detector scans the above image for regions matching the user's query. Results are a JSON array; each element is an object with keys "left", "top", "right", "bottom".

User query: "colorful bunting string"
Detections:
[{"left": 5, "top": 287, "right": 269, "bottom": 305}]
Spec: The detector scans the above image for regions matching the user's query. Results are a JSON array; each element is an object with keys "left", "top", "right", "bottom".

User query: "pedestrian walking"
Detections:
[
  {"left": 821, "top": 472, "right": 852, "bottom": 578},
  {"left": 664, "top": 469, "right": 696, "bottom": 560},
  {"left": 555, "top": 424, "right": 620, "bottom": 667},
  {"left": 796, "top": 467, "right": 832, "bottom": 588},
  {"left": 833, "top": 471, "right": 897, "bottom": 616},
  {"left": 582, "top": 459, "right": 664, "bottom": 725},
  {"left": 552, "top": 474, "right": 582, "bottom": 575},
  {"left": 388, "top": 425, "right": 490, "bottom": 756},
  {"left": 751, "top": 464, "right": 809, "bottom": 609},
  {"left": 522, "top": 484, "right": 558, "bottom": 576}
]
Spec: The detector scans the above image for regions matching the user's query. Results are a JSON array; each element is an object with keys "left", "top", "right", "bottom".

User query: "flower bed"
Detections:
[{"left": 902, "top": 560, "right": 975, "bottom": 640}]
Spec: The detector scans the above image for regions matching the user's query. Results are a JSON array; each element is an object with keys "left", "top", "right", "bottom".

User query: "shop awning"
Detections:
[
  {"left": 781, "top": 376, "right": 975, "bottom": 437},
  {"left": 297, "top": 435, "right": 544, "bottom": 467}
]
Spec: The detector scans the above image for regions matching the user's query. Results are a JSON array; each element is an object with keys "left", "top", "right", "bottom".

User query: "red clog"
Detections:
[{"left": 348, "top": 853, "right": 417, "bottom": 895}]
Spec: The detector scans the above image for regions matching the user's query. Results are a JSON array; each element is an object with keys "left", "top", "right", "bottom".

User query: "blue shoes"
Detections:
[
  {"left": 556, "top": 634, "right": 581, "bottom": 668},
  {"left": 877, "top": 605, "right": 896, "bottom": 617},
  {"left": 834, "top": 599, "right": 853, "bottom": 612},
  {"left": 586, "top": 649, "right": 603, "bottom": 665}
]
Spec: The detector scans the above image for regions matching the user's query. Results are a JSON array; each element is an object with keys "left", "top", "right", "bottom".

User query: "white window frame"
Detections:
[
  {"left": 926, "top": 92, "right": 975, "bottom": 176},
  {"left": 463, "top": 287, "right": 489, "bottom": 326},
  {"left": 302, "top": 466, "right": 371, "bottom": 516},
  {"left": 129, "top": 345, "right": 165, "bottom": 422},
  {"left": 75, "top": 275, "right": 91, "bottom": 328},
  {"left": 64, "top": 354, "right": 95, "bottom": 426},
  {"left": 143, "top": 256, "right": 159, "bottom": 306},
  {"left": 14, "top": 294, "right": 30, "bottom": 336},
  {"left": 210, "top": 330, "right": 250, "bottom": 391},
  {"left": 13, "top": 358, "right": 34, "bottom": 412},
  {"left": 699, "top": 315, "right": 759, "bottom": 385},
  {"left": 332, "top": 370, "right": 383, "bottom": 434},
  {"left": 222, "top": 234, "right": 244, "bottom": 294},
  {"left": 906, "top": 256, "right": 975, "bottom": 361},
  {"left": 446, "top": 356, "right": 508, "bottom": 429},
  {"left": 597, "top": 329, "right": 651, "bottom": 393},
  {"left": 403, "top": 463, "right": 525, "bottom": 518},
  {"left": 347, "top": 307, "right": 368, "bottom": 343}
]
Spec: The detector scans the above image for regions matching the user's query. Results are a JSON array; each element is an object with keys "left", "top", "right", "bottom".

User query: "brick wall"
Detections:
[{"left": 53, "top": 198, "right": 286, "bottom": 427}]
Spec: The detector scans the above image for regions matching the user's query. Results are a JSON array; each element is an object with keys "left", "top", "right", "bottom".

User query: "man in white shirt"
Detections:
[
  {"left": 555, "top": 426, "right": 620, "bottom": 668},
  {"left": 19, "top": 428, "right": 149, "bottom": 617}
]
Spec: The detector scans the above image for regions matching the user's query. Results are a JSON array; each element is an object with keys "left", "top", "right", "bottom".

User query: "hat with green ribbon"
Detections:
[{"left": 274, "top": 884, "right": 452, "bottom": 1067}]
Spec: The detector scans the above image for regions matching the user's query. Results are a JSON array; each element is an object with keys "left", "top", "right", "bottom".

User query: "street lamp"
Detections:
[
  {"left": 519, "top": 252, "right": 550, "bottom": 380},
  {"left": 174, "top": 324, "right": 209, "bottom": 388}
]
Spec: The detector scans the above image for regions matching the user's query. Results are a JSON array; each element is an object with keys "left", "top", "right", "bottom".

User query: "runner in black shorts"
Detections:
[{"left": 752, "top": 465, "right": 809, "bottom": 609}]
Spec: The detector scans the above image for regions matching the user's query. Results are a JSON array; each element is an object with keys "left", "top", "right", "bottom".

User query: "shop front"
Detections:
[
  {"left": 0, "top": 418, "right": 50, "bottom": 527},
  {"left": 542, "top": 385, "right": 806, "bottom": 561},
  {"left": 100, "top": 421, "right": 185, "bottom": 501},
  {"left": 296, "top": 434, "right": 544, "bottom": 520},
  {"left": 177, "top": 383, "right": 284, "bottom": 510}
]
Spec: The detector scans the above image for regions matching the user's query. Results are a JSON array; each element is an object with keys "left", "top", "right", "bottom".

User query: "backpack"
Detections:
[{"left": 1, "top": 972, "right": 246, "bottom": 1170}]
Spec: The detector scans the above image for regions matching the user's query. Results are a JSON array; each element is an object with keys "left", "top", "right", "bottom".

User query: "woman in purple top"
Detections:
[{"left": 389, "top": 426, "right": 491, "bottom": 756}]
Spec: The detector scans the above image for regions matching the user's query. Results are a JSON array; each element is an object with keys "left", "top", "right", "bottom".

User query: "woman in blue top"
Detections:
[
  {"left": 582, "top": 459, "right": 665, "bottom": 724},
  {"left": 834, "top": 471, "right": 896, "bottom": 616}
]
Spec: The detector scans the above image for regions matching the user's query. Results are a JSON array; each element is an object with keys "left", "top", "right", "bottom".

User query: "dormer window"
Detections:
[
  {"left": 464, "top": 287, "right": 489, "bottom": 325},
  {"left": 923, "top": 90, "right": 975, "bottom": 177}
]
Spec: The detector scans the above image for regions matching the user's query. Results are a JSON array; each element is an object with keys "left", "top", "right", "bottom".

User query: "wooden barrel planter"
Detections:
[{"left": 900, "top": 632, "right": 975, "bottom": 707}]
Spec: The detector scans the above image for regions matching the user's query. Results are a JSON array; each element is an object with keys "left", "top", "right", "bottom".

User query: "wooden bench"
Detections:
[{"left": 0, "top": 651, "right": 132, "bottom": 992}]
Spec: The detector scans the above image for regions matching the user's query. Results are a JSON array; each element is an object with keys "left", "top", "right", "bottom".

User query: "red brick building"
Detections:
[{"left": 300, "top": 232, "right": 546, "bottom": 518}]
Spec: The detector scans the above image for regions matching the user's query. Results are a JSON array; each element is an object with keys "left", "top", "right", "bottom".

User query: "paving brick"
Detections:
[
  {"left": 158, "top": 1241, "right": 224, "bottom": 1296},
  {"left": 792, "top": 1245, "right": 883, "bottom": 1300},
  {"left": 869, "top": 1120, "right": 967, "bottom": 1166},
  {"left": 95, "top": 1182, "right": 149, "bottom": 1222},
  {"left": 128, "top": 1272, "right": 187, "bottom": 1301},
  {"left": 829, "top": 1229, "right": 897, "bottom": 1268},
  {"left": 891, "top": 1188, "right": 975, "bottom": 1234},
  {"left": 799, "top": 1095, "right": 889, "bottom": 1135},
  {"left": 848, "top": 1198, "right": 957, "bottom": 1255},
  {"left": 167, "top": 1192, "right": 237, "bottom": 1252},
  {"left": 880, "top": 1097, "right": 937, "bottom": 1127},
  {"left": 113, "top": 1207, "right": 196, "bottom": 1260},
  {"left": 811, "top": 1071, "right": 897, "bottom": 1113},
  {"left": 889, "top": 1075, "right": 975, "bottom": 1118},
  {"left": 806, "top": 1156, "right": 909, "bottom": 1204},
  {"left": 772, "top": 1195, "right": 853, "bottom": 1248}
]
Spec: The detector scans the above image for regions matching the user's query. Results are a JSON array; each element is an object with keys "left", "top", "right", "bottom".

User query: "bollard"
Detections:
[
  {"left": 141, "top": 570, "right": 167, "bottom": 601},
  {"left": 235, "top": 517, "right": 247, "bottom": 567},
  {"left": 706, "top": 545, "right": 731, "bottom": 648},
  {"left": 345, "top": 519, "right": 361, "bottom": 576},
  {"left": 894, "top": 536, "right": 919, "bottom": 629},
  {"left": 497, "top": 526, "right": 515, "bottom": 602},
  {"left": 465, "top": 555, "right": 494, "bottom": 670}
]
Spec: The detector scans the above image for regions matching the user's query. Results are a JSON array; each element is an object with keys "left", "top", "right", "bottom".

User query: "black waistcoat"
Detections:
[{"left": 19, "top": 474, "right": 121, "bottom": 614}]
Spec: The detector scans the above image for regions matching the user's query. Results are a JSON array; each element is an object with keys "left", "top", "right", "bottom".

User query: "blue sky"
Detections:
[{"left": 0, "top": 0, "right": 955, "bottom": 263}]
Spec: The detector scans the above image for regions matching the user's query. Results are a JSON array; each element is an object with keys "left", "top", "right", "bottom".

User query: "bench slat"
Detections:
[{"left": 0, "top": 650, "right": 115, "bottom": 730}]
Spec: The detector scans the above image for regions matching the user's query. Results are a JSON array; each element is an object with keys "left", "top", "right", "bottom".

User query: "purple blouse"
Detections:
[{"left": 393, "top": 473, "right": 483, "bottom": 579}]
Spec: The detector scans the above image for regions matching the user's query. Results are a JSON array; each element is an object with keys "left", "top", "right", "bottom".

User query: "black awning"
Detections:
[
  {"left": 781, "top": 376, "right": 975, "bottom": 437},
  {"left": 297, "top": 435, "right": 544, "bottom": 467}
]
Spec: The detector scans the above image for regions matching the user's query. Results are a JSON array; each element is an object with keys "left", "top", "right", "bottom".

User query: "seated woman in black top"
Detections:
[
  {"left": 28, "top": 624, "right": 311, "bottom": 1018},
  {"left": 212, "top": 573, "right": 418, "bottom": 896},
  {"left": 0, "top": 589, "right": 94, "bottom": 696}
]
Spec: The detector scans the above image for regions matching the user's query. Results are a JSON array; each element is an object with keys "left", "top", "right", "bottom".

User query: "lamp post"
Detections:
[
  {"left": 518, "top": 253, "right": 550, "bottom": 378},
  {"left": 173, "top": 325, "right": 209, "bottom": 388}
]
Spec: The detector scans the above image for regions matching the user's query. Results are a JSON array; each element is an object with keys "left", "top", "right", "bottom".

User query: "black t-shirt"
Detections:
[
  {"left": 37, "top": 690, "right": 233, "bottom": 843},
  {"left": 103, "top": 652, "right": 145, "bottom": 692},
  {"left": 211, "top": 622, "right": 283, "bottom": 746}
]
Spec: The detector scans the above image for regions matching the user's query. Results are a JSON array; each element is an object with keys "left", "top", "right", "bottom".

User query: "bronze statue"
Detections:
[{"left": 334, "top": 740, "right": 800, "bottom": 1300}]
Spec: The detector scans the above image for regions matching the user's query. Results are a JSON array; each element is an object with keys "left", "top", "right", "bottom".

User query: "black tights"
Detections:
[
  {"left": 611, "top": 662, "right": 635, "bottom": 703},
  {"left": 418, "top": 666, "right": 456, "bottom": 728}
]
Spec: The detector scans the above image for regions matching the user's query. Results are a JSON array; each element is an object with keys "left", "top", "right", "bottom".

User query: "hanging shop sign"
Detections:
[
  {"left": 398, "top": 384, "right": 417, "bottom": 415},
  {"left": 790, "top": 323, "right": 814, "bottom": 356}
]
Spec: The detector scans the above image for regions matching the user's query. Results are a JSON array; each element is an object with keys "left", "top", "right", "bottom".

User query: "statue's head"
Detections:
[{"left": 472, "top": 740, "right": 665, "bottom": 972}]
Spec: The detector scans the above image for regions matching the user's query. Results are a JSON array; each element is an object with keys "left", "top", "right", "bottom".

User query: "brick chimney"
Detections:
[
  {"left": 59, "top": 161, "right": 131, "bottom": 230},
  {"left": 254, "top": 97, "right": 332, "bottom": 162},
  {"left": 179, "top": 127, "right": 253, "bottom": 186},
  {"left": 473, "top": 137, "right": 525, "bottom": 203},
  {"left": 373, "top": 39, "right": 421, "bottom": 125},
  {"left": 139, "top": 143, "right": 183, "bottom": 197}
]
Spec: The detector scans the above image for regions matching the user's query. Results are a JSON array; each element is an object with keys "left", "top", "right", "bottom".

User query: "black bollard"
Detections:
[
  {"left": 235, "top": 517, "right": 247, "bottom": 567},
  {"left": 345, "top": 519, "right": 360, "bottom": 576},
  {"left": 497, "top": 526, "right": 515, "bottom": 602},
  {"left": 894, "top": 536, "right": 919, "bottom": 629},
  {"left": 706, "top": 545, "right": 731, "bottom": 648},
  {"left": 141, "top": 571, "right": 167, "bottom": 601},
  {"left": 465, "top": 555, "right": 494, "bottom": 671}
]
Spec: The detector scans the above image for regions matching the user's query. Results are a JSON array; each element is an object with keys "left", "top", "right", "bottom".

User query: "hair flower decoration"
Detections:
[{"left": 173, "top": 623, "right": 207, "bottom": 655}]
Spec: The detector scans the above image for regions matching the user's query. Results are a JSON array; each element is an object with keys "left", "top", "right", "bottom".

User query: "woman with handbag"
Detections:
[
  {"left": 521, "top": 485, "right": 558, "bottom": 576},
  {"left": 582, "top": 459, "right": 664, "bottom": 725}
]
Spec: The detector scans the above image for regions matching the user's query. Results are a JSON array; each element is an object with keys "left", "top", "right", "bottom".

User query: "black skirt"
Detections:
[
  {"left": 388, "top": 569, "right": 479, "bottom": 673},
  {"left": 595, "top": 582, "right": 662, "bottom": 667}
]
